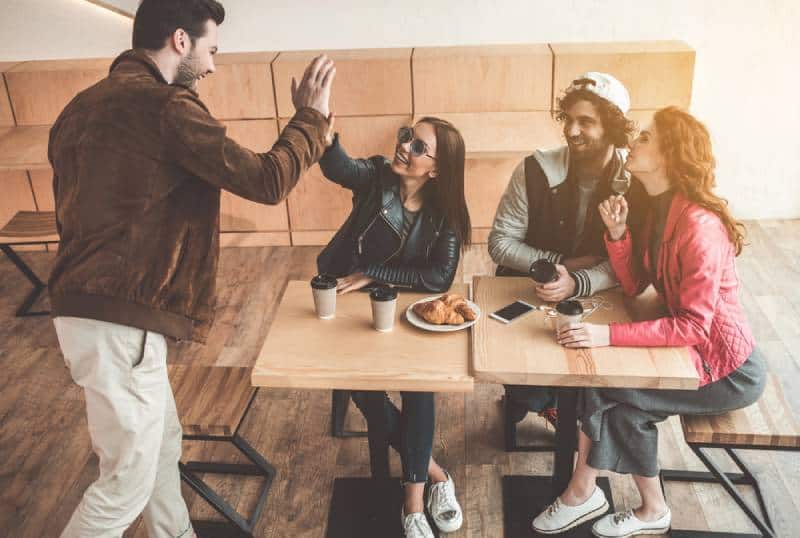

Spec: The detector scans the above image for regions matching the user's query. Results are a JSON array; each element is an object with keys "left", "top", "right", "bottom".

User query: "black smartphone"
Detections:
[{"left": 489, "top": 300, "right": 536, "bottom": 324}]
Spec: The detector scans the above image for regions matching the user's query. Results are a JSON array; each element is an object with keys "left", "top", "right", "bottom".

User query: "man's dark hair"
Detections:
[
  {"left": 133, "top": 0, "right": 225, "bottom": 50},
  {"left": 555, "top": 88, "right": 636, "bottom": 149}
]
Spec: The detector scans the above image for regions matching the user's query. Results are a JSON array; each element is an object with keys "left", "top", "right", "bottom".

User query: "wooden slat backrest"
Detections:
[{"left": 681, "top": 375, "right": 800, "bottom": 448}]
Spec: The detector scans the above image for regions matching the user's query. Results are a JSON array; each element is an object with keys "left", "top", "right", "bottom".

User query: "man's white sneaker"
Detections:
[
  {"left": 532, "top": 486, "right": 609, "bottom": 534},
  {"left": 591, "top": 508, "right": 671, "bottom": 538},
  {"left": 427, "top": 471, "right": 463, "bottom": 533},
  {"left": 402, "top": 510, "right": 435, "bottom": 538}
]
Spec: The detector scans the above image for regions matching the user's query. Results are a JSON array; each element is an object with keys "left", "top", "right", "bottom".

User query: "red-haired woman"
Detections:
[{"left": 532, "top": 107, "right": 766, "bottom": 537}]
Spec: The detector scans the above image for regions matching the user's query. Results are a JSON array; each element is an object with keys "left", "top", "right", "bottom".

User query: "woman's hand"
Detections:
[
  {"left": 557, "top": 323, "right": 611, "bottom": 348},
  {"left": 336, "top": 271, "right": 374, "bottom": 294},
  {"left": 598, "top": 195, "right": 628, "bottom": 241},
  {"left": 324, "top": 113, "right": 335, "bottom": 148}
]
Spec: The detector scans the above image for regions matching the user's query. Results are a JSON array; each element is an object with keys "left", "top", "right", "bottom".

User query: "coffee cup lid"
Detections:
[
  {"left": 370, "top": 286, "right": 398, "bottom": 301},
  {"left": 556, "top": 299, "right": 583, "bottom": 316},
  {"left": 311, "top": 274, "right": 337, "bottom": 290},
  {"left": 530, "top": 259, "right": 558, "bottom": 283}
]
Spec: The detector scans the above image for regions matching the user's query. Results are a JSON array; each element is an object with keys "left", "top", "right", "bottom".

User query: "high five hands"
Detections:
[{"left": 291, "top": 55, "right": 336, "bottom": 119}]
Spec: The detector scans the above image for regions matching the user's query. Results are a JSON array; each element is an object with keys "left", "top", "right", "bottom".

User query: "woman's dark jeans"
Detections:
[{"left": 350, "top": 391, "right": 434, "bottom": 483}]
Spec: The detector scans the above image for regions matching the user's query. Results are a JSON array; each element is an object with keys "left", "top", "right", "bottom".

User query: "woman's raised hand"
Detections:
[{"left": 598, "top": 195, "right": 629, "bottom": 241}]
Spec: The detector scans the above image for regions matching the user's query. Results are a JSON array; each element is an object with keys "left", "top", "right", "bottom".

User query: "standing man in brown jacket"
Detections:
[{"left": 48, "top": 1, "right": 334, "bottom": 536}]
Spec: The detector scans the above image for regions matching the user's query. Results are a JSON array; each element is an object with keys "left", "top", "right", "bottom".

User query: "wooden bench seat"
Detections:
[
  {"left": 0, "top": 210, "right": 58, "bottom": 245},
  {"left": 166, "top": 365, "right": 274, "bottom": 536},
  {"left": 680, "top": 374, "right": 800, "bottom": 449},
  {"left": 168, "top": 365, "right": 256, "bottom": 438},
  {"left": 663, "top": 374, "right": 800, "bottom": 537}
]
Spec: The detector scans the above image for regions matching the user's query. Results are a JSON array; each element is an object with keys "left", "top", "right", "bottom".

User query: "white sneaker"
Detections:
[
  {"left": 402, "top": 510, "right": 435, "bottom": 538},
  {"left": 427, "top": 471, "right": 463, "bottom": 533},
  {"left": 532, "top": 486, "right": 609, "bottom": 534},
  {"left": 592, "top": 508, "right": 671, "bottom": 538}
]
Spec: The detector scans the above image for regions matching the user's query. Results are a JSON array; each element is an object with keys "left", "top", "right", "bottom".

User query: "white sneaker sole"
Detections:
[
  {"left": 533, "top": 499, "right": 610, "bottom": 535},
  {"left": 591, "top": 524, "right": 670, "bottom": 538},
  {"left": 433, "top": 511, "right": 463, "bottom": 533}
]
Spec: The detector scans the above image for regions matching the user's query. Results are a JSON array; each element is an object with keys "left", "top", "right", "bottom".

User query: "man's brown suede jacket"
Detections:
[{"left": 48, "top": 49, "right": 327, "bottom": 342}]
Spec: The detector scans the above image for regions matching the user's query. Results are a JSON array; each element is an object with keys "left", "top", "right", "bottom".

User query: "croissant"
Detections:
[
  {"left": 439, "top": 293, "right": 477, "bottom": 321},
  {"left": 413, "top": 299, "right": 449, "bottom": 324},
  {"left": 413, "top": 294, "right": 473, "bottom": 325}
]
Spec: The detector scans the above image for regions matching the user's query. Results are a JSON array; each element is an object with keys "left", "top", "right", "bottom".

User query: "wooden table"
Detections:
[
  {"left": 253, "top": 280, "right": 473, "bottom": 537},
  {"left": 471, "top": 276, "right": 698, "bottom": 536}
]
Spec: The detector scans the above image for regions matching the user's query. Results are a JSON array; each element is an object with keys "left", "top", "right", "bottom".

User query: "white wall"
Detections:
[{"left": 1, "top": 0, "right": 799, "bottom": 219}]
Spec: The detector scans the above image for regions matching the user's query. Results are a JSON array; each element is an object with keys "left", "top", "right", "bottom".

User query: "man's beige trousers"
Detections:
[{"left": 54, "top": 317, "right": 192, "bottom": 538}]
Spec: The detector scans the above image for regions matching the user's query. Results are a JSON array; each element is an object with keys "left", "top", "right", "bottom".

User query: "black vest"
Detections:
[{"left": 496, "top": 153, "right": 647, "bottom": 277}]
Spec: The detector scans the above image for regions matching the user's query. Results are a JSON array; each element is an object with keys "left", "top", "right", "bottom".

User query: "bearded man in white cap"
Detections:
[{"left": 488, "top": 72, "right": 649, "bottom": 430}]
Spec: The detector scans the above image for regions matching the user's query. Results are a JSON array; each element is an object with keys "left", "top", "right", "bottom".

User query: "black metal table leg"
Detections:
[
  {"left": 552, "top": 387, "right": 579, "bottom": 496},
  {"left": 0, "top": 244, "right": 50, "bottom": 317},
  {"left": 326, "top": 390, "right": 404, "bottom": 537}
]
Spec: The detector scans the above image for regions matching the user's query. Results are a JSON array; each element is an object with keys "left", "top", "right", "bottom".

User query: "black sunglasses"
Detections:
[{"left": 397, "top": 127, "right": 436, "bottom": 160}]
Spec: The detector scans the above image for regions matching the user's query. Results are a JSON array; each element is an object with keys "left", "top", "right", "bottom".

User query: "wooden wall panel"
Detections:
[
  {"left": 220, "top": 232, "right": 291, "bottom": 247},
  {"left": 551, "top": 41, "right": 695, "bottom": 110},
  {"left": 465, "top": 157, "right": 521, "bottom": 229},
  {"left": 416, "top": 112, "right": 562, "bottom": 156},
  {"left": 28, "top": 168, "right": 54, "bottom": 211},
  {"left": 290, "top": 230, "right": 335, "bottom": 246},
  {"left": 220, "top": 119, "right": 289, "bottom": 232},
  {"left": 5, "top": 59, "right": 110, "bottom": 125},
  {"left": 0, "top": 63, "right": 17, "bottom": 127},
  {"left": 196, "top": 52, "right": 278, "bottom": 120},
  {"left": 272, "top": 48, "right": 413, "bottom": 118},
  {"left": 413, "top": 44, "right": 552, "bottom": 113},
  {"left": 0, "top": 171, "right": 36, "bottom": 227},
  {"left": 284, "top": 115, "right": 410, "bottom": 233},
  {"left": 0, "top": 125, "right": 49, "bottom": 171}
]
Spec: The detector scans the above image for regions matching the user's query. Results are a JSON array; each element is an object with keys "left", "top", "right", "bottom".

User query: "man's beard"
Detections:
[
  {"left": 567, "top": 136, "right": 608, "bottom": 166},
  {"left": 174, "top": 52, "right": 201, "bottom": 89}
]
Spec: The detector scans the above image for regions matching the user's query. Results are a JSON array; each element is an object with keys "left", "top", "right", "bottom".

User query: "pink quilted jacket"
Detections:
[{"left": 605, "top": 193, "right": 754, "bottom": 386}]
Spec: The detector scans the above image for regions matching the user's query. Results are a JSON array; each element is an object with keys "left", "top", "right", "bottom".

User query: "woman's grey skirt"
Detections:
[{"left": 580, "top": 349, "right": 767, "bottom": 477}]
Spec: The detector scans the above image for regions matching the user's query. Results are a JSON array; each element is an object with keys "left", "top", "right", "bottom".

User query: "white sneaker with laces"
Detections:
[
  {"left": 532, "top": 486, "right": 609, "bottom": 534},
  {"left": 402, "top": 510, "right": 435, "bottom": 538},
  {"left": 427, "top": 471, "right": 463, "bottom": 533},
  {"left": 591, "top": 508, "right": 671, "bottom": 538}
]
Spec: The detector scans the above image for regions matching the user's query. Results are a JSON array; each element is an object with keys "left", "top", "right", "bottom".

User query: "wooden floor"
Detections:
[{"left": 1, "top": 220, "right": 799, "bottom": 537}]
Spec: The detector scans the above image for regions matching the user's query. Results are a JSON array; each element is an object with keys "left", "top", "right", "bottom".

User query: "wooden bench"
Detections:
[
  {"left": 661, "top": 374, "right": 800, "bottom": 538},
  {"left": 168, "top": 365, "right": 276, "bottom": 538},
  {"left": 0, "top": 210, "right": 59, "bottom": 316}
]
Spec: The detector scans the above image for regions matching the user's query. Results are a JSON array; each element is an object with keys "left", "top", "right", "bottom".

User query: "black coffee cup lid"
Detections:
[
  {"left": 370, "top": 286, "right": 397, "bottom": 301},
  {"left": 556, "top": 299, "right": 583, "bottom": 316},
  {"left": 311, "top": 274, "right": 337, "bottom": 290},
  {"left": 530, "top": 259, "right": 558, "bottom": 283}
]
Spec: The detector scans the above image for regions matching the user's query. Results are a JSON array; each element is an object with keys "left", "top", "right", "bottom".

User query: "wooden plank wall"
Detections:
[{"left": 0, "top": 42, "right": 695, "bottom": 246}]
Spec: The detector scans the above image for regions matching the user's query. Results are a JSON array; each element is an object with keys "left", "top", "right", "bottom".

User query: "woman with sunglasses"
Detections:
[{"left": 317, "top": 116, "right": 471, "bottom": 538}]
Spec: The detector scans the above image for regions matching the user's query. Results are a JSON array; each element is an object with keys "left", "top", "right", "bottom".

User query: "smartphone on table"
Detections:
[{"left": 489, "top": 300, "right": 536, "bottom": 324}]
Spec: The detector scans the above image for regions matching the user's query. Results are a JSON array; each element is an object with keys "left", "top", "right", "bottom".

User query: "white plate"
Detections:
[{"left": 405, "top": 295, "right": 482, "bottom": 332}]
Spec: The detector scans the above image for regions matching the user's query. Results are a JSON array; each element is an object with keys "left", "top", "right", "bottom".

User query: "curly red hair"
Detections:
[{"left": 653, "top": 107, "right": 746, "bottom": 255}]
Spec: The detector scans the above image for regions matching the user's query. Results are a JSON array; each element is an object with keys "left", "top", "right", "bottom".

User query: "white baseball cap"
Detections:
[{"left": 566, "top": 72, "right": 631, "bottom": 114}]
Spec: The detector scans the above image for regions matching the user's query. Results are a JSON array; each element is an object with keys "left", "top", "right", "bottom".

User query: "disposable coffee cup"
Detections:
[
  {"left": 530, "top": 259, "right": 559, "bottom": 284},
  {"left": 555, "top": 299, "right": 584, "bottom": 333},
  {"left": 311, "top": 274, "right": 337, "bottom": 319},
  {"left": 369, "top": 286, "right": 398, "bottom": 332}
]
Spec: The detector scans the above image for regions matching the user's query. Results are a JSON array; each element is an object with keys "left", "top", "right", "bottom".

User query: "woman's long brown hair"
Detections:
[
  {"left": 653, "top": 107, "right": 746, "bottom": 255},
  {"left": 417, "top": 116, "right": 472, "bottom": 247}
]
